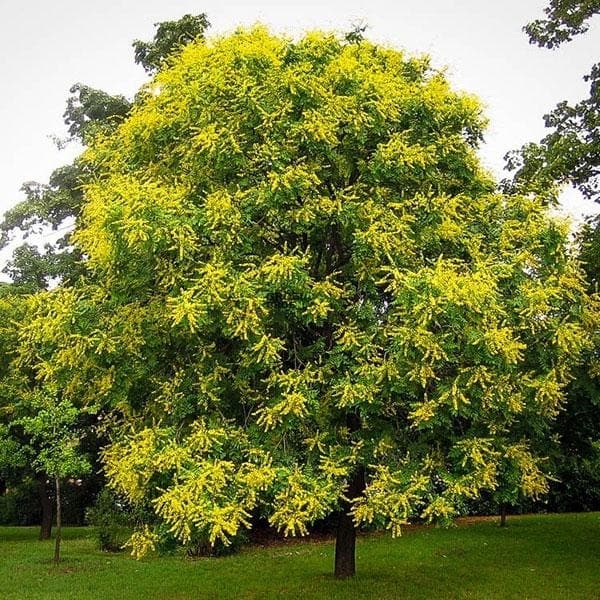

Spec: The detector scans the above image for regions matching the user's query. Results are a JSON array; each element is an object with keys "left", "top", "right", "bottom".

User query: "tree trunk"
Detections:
[
  {"left": 37, "top": 473, "right": 53, "bottom": 541},
  {"left": 500, "top": 503, "right": 507, "bottom": 527},
  {"left": 53, "top": 476, "right": 62, "bottom": 564},
  {"left": 334, "top": 466, "right": 365, "bottom": 579}
]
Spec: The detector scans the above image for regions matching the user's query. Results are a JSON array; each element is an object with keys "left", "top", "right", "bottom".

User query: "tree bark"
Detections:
[
  {"left": 499, "top": 503, "right": 507, "bottom": 527},
  {"left": 53, "top": 476, "right": 62, "bottom": 564},
  {"left": 37, "top": 473, "right": 53, "bottom": 541},
  {"left": 334, "top": 465, "right": 365, "bottom": 579}
]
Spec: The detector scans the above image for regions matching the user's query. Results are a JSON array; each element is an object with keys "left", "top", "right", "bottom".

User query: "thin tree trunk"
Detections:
[
  {"left": 334, "top": 465, "right": 365, "bottom": 579},
  {"left": 500, "top": 503, "right": 507, "bottom": 527},
  {"left": 37, "top": 473, "right": 53, "bottom": 541},
  {"left": 53, "top": 476, "right": 61, "bottom": 564}
]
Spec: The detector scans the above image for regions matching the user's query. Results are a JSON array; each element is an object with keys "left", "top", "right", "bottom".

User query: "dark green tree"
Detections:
[
  {"left": 525, "top": 0, "right": 599, "bottom": 49},
  {"left": 133, "top": 13, "right": 210, "bottom": 73},
  {"left": 505, "top": 1, "right": 599, "bottom": 201},
  {"left": 549, "top": 215, "right": 600, "bottom": 512},
  {"left": 0, "top": 286, "right": 56, "bottom": 539},
  {"left": 63, "top": 84, "right": 131, "bottom": 145},
  {"left": 505, "top": 1, "right": 600, "bottom": 514},
  {"left": 0, "top": 13, "right": 211, "bottom": 290}
]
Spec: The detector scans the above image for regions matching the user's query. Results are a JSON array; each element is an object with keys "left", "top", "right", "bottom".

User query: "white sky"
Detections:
[{"left": 0, "top": 0, "right": 599, "bottom": 274}]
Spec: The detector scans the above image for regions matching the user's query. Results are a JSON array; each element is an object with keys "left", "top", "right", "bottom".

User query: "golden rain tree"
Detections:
[{"left": 18, "top": 27, "right": 598, "bottom": 577}]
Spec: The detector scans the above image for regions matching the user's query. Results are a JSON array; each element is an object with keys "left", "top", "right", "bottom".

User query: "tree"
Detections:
[
  {"left": 0, "top": 286, "right": 54, "bottom": 539},
  {"left": 545, "top": 212, "right": 600, "bottom": 513},
  {"left": 506, "top": 1, "right": 599, "bottom": 201},
  {"left": 505, "top": 0, "right": 600, "bottom": 515},
  {"left": 0, "top": 14, "right": 211, "bottom": 290},
  {"left": 0, "top": 287, "right": 93, "bottom": 545},
  {"left": 133, "top": 13, "right": 210, "bottom": 74},
  {"left": 524, "top": 0, "right": 599, "bottom": 49},
  {"left": 19, "top": 28, "right": 596, "bottom": 578},
  {"left": 15, "top": 389, "right": 90, "bottom": 562}
]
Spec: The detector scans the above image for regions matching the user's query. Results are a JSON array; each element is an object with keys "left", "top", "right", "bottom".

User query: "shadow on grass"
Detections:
[{"left": 1, "top": 526, "right": 92, "bottom": 543}]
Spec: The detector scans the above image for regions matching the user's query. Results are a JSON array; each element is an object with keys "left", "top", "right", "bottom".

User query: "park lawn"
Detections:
[{"left": 0, "top": 513, "right": 598, "bottom": 600}]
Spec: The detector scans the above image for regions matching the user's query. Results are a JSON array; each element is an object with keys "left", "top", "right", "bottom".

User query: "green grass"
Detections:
[{"left": 1, "top": 513, "right": 598, "bottom": 599}]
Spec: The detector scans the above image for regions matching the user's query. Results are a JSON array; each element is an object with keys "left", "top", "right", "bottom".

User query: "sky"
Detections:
[{"left": 0, "top": 0, "right": 598, "bottom": 274}]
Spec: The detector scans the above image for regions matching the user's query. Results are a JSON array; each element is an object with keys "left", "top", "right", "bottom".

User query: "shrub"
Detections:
[{"left": 86, "top": 488, "right": 132, "bottom": 551}]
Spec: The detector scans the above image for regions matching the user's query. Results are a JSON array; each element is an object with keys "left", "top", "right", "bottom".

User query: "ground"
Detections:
[{"left": 1, "top": 513, "right": 598, "bottom": 599}]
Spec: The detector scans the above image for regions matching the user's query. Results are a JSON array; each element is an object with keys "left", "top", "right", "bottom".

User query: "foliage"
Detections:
[
  {"left": 544, "top": 214, "right": 600, "bottom": 512},
  {"left": 12, "top": 388, "right": 90, "bottom": 481},
  {"left": 184, "top": 526, "right": 250, "bottom": 558},
  {"left": 525, "top": 0, "right": 600, "bottom": 49},
  {"left": 578, "top": 213, "right": 600, "bottom": 286},
  {"left": 503, "top": 0, "right": 600, "bottom": 516},
  {"left": 0, "top": 285, "right": 93, "bottom": 542},
  {"left": 1, "top": 164, "right": 83, "bottom": 238},
  {"left": 85, "top": 486, "right": 249, "bottom": 556},
  {"left": 0, "top": 287, "right": 30, "bottom": 480},
  {"left": 505, "top": 62, "right": 600, "bottom": 202},
  {"left": 0, "top": 13, "right": 210, "bottom": 290},
  {"left": 17, "top": 27, "right": 597, "bottom": 563},
  {"left": 0, "top": 477, "right": 98, "bottom": 526},
  {"left": 506, "top": 1, "right": 599, "bottom": 201},
  {"left": 63, "top": 84, "right": 131, "bottom": 144},
  {"left": 0, "top": 479, "right": 41, "bottom": 526},
  {"left": 86, "top": 488, "right": 132, "bottom": 552},
  {"left": 13, "top": 388, "right": 92, "bottom": 562},
  {"left": 133, "top": 13, "right": 211, "bottom": 73},
  {"left": 2, "top": 243, "right": 79, "bottom": 292}
]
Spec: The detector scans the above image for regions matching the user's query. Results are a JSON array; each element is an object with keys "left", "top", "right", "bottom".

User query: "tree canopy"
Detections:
[
  {"left": 0, "top": 13, "right": 211, "bottom": 291},
  {"left": 525, "top": 0, "right": 600, "bottom": 49},
  {"left": 507, "top": 1, "right": 599, "bottom": 202},
  {"left": 504, "top": 1, "right": 600, "bottom": 516},
  {"left": 17, "top": 27, "right": 597, "bottom": 576},
  {"left": 133, "top": 13, "right": 211, "bottom": 74}
]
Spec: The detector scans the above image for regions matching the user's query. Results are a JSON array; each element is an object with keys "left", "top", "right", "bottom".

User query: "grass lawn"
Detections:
[{"left": 1, "top": 513, "right": 598, "bottom": 599}]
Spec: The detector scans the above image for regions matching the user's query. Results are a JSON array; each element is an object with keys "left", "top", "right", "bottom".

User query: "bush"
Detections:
[
  {"left": 0, "top": 479, "right": 40, "bottom": 526},
  {"left": 86, "top": 488, "right": 132, "bottom": 551},
  {"left": 547, "top": 448, "right": 600, "bottom": 512},
  {"left": 184, "top": 529, "right": 250, "bottom": 558}
]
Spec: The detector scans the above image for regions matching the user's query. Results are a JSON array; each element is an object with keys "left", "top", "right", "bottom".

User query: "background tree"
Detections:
[
  {"left": 14, "top": 389, "right": 90, "bottom": 562},
  {"left": 0, "top": 13, "right": 211, "bottom": 290},
  {"left": 545, "top": 214, "right": 600, "bottom": 512},
  {"left": 0, "top": 286, "right": 55, "bottom": 539},
  {"left": 506, "top": 1, "right": 599, "bottom": 200},
  {"left": 0, "top": 285, "right": 100, "bottom": 539},
  {"left": 133, "top": 13, "right": 211, "bottom": 74},
  {"left": 505, "top": 0, "right": 600, "bottom": 513},
  {"left": 525, "top": 0, "right": 599, "bottom": 49},
  {"left": 20, "top": 28, "right": 596, "bottom": 578}
]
